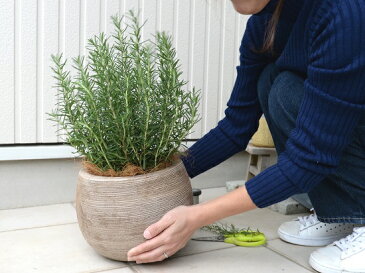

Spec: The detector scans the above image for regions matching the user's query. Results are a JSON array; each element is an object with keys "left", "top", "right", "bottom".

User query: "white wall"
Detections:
[{"left": 0, "top": 0, "right": 248, "bottom": 145}]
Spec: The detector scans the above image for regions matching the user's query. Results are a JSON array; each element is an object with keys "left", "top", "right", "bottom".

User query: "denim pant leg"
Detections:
[
  {"left": 309, "top": 118, "right": 365, "bottom": 224},
  {"left": 257, "top": 63, "right": 312, "bottom": 209},
  {"left": 257, "top": 63, "right": 365, "bottom": 224}
]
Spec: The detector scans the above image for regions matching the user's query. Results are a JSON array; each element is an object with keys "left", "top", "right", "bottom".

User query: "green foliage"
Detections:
[
  {"left": 202, "top": 223, "right": 261, "bottom": 236},
  {"left": 48, "top": 11, "right": 200, "bottom": 173}
]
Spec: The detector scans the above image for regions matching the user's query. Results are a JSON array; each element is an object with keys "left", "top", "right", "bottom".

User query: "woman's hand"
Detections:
[
  {"left": 127, "top": 205, "right": 199, "bottom": 264},
  {"left": 127, "top": 186, "right": 256, "bottom": 264}
]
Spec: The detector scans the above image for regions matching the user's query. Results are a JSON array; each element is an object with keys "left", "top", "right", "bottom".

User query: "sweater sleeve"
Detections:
[
  {"left": 181, "top": 14, "right": 272, "bottom": 178},
  {"left": 245, "top": 0, "right": 365, "bottom": 208}
]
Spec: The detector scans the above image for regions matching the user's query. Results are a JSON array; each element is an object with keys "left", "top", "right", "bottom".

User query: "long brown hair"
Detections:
[{"left": 259, "top": 0, "right": 285, "bottom": 55}]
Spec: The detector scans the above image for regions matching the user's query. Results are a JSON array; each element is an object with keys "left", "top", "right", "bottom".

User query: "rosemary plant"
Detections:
[
  {"left": 48, "top": 11, "right": 200, "bottom": 174},
  {"left": 202, "top": 223, "right": 263, "bottom": 237}
]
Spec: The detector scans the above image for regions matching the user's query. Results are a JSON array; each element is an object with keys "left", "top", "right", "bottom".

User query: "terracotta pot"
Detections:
[{"left": 76, "top": 159, "right": 193, "bottom": 261}]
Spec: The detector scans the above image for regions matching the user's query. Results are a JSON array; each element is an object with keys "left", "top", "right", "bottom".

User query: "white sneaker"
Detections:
[
  {"left": 309, "top": 227, "right": 365, "bottom": 273},
  {"left": 278, "top": 211, "right": 356, "bottom": 246}
]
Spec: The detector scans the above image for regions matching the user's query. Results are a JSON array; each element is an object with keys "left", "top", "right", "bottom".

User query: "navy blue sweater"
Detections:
[{"left": 181, "top": 0, "right": 365, "bottom": 208}]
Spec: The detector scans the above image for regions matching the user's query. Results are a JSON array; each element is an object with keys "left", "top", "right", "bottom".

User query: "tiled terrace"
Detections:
[{"left": 0, "top": 187, "right": 316, "bottom": 273}]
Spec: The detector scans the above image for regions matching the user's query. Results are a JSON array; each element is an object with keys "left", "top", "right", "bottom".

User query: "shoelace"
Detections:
[
  {"left": 335, "top": 227, "right": 365, "bottom": 254},
  {"left": 298, "top": 209, "right": 318, "bottom": 228}
]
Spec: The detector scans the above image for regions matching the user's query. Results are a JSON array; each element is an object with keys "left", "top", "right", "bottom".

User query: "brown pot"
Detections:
[{"left": 76, "top": 159, "right": 193, "bottom": 261}]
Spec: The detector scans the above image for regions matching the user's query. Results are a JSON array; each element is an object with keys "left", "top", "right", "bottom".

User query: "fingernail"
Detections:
[{"left": 143, "top": 230, "right": 151, "bottom": 239}]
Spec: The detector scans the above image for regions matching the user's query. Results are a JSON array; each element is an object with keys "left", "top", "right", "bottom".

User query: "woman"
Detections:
[{"left": 127, "top": 0, "right": 365, "bottom": 272}]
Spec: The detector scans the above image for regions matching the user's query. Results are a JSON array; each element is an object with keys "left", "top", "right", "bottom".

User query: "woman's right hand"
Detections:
[{"left": 127, "top": 205, "right": 201, "bottom": 264}]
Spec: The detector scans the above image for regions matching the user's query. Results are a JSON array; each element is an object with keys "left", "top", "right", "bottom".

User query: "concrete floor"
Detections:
[{"left": 0, "top": 187, "right": 317, "bottom": 273}]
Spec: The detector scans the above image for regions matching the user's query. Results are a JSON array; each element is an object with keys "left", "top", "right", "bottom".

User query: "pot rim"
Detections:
[{"left": 79, "top": 158, "right": 185, "bottom": 181}]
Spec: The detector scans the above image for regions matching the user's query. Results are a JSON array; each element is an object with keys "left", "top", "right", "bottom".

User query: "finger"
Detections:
[
  {"left": 132, "top": 246, "right": 171, "bottom": 264},
  {"left": 144, "top": 213, "right": 175, "bottom": 239},
  {"left": 128, "top": 235, "right": 164, "bottom": 258}
]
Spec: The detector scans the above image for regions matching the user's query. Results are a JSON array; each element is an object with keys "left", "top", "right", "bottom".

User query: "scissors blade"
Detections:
[{"left": 191, "top": 235, "right": 225, "bottom": 242}]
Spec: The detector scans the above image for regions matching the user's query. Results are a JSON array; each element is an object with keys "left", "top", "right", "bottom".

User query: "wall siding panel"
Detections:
[
  {"left": 0, "top": 0, "right": 248, "bottom": 144},
  {"left": 41, "top": 0, "right": 59, "bottom": 143},
  {"left": 0, "top": 1, "right": 15, "bottom": 143},
  {"left": 19, "top": 0, "right": 38, "bottom": 143}
]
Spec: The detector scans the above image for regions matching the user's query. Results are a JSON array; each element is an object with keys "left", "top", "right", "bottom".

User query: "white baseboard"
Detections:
[
  {"left": 0, "top": 145, "right": 79, "bottom": 161},
  {"left": 0, "top": 141, "right": 196, "bottom": 161}
]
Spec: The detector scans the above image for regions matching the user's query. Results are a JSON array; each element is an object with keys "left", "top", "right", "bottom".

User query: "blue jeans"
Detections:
[{"left": 257, "top": 63, "right": 365, "bottom": 224}]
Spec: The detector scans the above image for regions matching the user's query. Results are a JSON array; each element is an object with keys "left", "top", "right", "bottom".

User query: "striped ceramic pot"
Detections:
[{"left": 75, "top": 159, "right": 193, "bottom": 261}]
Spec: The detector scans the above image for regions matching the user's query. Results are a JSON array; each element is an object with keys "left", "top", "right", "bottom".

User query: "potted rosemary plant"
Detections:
[{"left": 48, "top": 12, "right": 200, "bottom": 261}]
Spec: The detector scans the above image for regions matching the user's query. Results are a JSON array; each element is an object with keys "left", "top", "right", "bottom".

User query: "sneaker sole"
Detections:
[
  {"left": 309, "top": 254, "right": 340, "bottom": 273},
  {"left": 278, "top": 230, "right": 344, "bottom": 247},
  {"left": 309, "top": 254, "right": 360, "bottom": 273}
]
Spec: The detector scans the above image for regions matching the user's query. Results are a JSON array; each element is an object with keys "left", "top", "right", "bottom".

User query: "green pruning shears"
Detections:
[{"left": 192, "top": 224, "right": 267, "bottom": 247}]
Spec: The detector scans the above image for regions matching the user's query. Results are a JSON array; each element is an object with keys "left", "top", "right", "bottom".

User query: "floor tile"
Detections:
[
  {"left": 132, "top": 245, "right": 311, "bottom": 273},
  {"left": 199, "top": 187, "right": 227, "bottom": 203},
  {"left": 175, "top": 238, "right": 235, "bottom": 258},
  {"left": 0, "top": 223, "right": 126, "bottom": 273},
  {"left": 0, "top": 203, "right": 77, "bottom": 232},
  {"left": 100, "top": 267, "right": 135, "bottom": 273},
  {"left": 266, "top": 239, "right": 318, "bottom": 272}
]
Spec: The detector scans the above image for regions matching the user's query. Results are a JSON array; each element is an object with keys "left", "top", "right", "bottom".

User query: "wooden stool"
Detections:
[
  {"left": 225, "top": 143, "right": 277, "bottom": 192},
  {"left": 244, "top": 142, "right": 277, "bottom": 181}
]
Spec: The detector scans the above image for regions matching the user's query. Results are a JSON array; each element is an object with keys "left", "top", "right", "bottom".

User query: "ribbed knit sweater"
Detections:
[{"left": 181, "top": 0, "right": 365, "bottom": 208}]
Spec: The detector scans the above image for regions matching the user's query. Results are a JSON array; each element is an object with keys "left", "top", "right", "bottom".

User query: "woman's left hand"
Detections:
[{"left": 127, "top": 205, "right": 199, "bottom": 264}]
